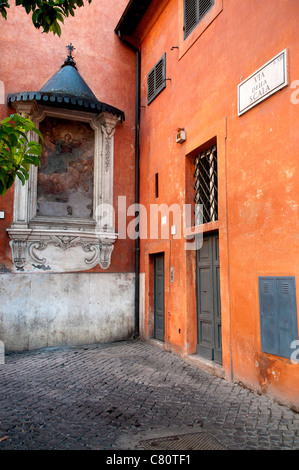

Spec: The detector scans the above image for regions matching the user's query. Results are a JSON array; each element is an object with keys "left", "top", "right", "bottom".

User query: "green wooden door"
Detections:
[
  {"left": 154, "top": 253, "right": 165, "bottom": 341},
  {"left": 196, "top": 233, "right": 222, "bottom": 364}
]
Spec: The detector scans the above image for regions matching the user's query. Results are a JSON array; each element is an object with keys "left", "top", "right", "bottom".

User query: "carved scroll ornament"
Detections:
[{"left": 8, "top": 230, "right": 116, "bottom": 272}]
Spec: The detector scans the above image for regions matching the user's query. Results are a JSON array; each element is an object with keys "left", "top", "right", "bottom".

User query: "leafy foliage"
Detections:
[
  {"left": 0, "top": 114, "right": 43, "bottom": 196},
  {"left": 0, "top": 0, "right": 92, "bottom": 35},
  {"left": 0, "top": 1, "right": 9, "bottom": 19}
]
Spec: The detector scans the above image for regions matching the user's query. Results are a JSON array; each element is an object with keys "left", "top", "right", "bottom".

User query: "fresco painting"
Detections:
[{"left": 37, "top": 117, "right": 94, "bottom": 219}]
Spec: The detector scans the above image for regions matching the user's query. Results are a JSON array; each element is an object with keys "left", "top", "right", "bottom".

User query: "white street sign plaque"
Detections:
[{"left": 238, "top": 49, "right": 288, "bottom": 116}]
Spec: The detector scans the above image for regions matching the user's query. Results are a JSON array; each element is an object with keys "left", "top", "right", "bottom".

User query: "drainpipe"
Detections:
[{"left": 116, "top": 31, "right": 141, "bottom": 338}]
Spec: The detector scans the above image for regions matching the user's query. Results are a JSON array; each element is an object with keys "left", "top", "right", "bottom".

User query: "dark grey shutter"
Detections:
[
  {"left": 259, "top": 277, "right": 298, "bottom": 359},
  {"left": 259, "top": 278, "right": 279, "bottom": 355},
  {"left": 147, "top": 69, "right": 155, "bottom": 104},
  {"left": 147, "top": 53, "right": 166, "bottom": 104},
  {"left": 184, "top": 0, "right": 215, "bottom": 39},
  {"left": 154, "top": 58, "right": 165, "bottom": 93},
  {"left": 184, "top": 0, "right": 197, "bottom": 38},
  {"left": 198, "top": 0, "right": 215, "bottom": 20},
  {"left": 277, "top": 278, "right": 298, "bottom": 358}
]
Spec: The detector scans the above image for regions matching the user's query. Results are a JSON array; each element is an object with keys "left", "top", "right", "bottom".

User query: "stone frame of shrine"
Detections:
[{"left": 7, "top": 100, "right": 122, "bottom": 272}]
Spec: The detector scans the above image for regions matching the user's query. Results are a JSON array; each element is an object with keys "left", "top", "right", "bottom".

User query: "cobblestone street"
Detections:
[{"left": 1, "top": 340, "right": 299, "bottom": 451}]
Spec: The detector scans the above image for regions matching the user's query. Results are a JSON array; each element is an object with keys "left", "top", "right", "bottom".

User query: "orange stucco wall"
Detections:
[
  {"left": 132, "top": 0, "right": 299, "bottom": 408},
  {"left": 0, "top": 1, "right": 136, "bottom": 273}
]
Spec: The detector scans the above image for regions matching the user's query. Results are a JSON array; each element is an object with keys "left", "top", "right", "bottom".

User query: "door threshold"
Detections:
[
  {"left": 148, "top": 338, "right": 165, "bottom": 349},
  {"left": 184, "top": 353, "right": 225, "bottom": 379}
]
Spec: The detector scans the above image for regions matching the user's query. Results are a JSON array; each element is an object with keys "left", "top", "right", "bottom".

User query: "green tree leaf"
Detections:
[
  {"left": 0, "top": 114, "right": 43, "bottom": 196},
  {"left": 2, "top": 1, "right": 92, "bottom": 36}
]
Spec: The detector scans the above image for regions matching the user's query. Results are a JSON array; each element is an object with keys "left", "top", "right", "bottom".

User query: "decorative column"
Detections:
[
  {"left": 10, "top": 100, "right": 38, "bottom": 230},
  {"left": 95, "top": 112, "right": 121, "bottom": 268},
  {"left": 96, "top": 112, "right": 121, "bottom": 234}
]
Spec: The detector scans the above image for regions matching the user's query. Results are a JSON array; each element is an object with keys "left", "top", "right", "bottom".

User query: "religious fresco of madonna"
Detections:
[{"left": 37, "top": 117, "right": 94, "bottom": 219}]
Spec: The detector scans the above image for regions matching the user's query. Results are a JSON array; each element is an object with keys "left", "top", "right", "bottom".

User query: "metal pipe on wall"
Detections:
[{"left": 116, "top": 31, "right": 141, "bottom": 337}]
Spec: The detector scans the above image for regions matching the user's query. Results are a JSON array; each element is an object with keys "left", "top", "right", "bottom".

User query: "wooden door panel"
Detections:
[
  {"left": 154, "top": 254, "right": 165, "bottom": 341},
  {"left": 196, "top": 233, "right": 222, "bottom": 363}
]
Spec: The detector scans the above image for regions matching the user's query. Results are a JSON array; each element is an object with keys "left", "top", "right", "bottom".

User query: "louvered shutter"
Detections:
[
  {"left": 147, "top": 69, "right": 155, "bottom": 104},
  {"left": 147, "top": 53, "right": 166, "bottom": 105},
  {"left": 184, "top": 0, "right": 215, "bottom": 39},
  {"left": 259, "top": 277, "right": 298, "bottom": 359},
  {"left": 259, "top": 278, "right": 279, "bottom": 356},
  {"left": 184, "top": 0, "right": 197, "bottom": 38}
]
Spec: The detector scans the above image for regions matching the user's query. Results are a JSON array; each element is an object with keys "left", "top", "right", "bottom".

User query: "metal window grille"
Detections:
[
  {"left": 184, "top": 0, "right": 215, "bottom": 39},
  {"left": 194, "top": 145, "right": 218, "bottom": 224},
  {"left": 147, "top": 53, "right": 166, "bottom": 105}
]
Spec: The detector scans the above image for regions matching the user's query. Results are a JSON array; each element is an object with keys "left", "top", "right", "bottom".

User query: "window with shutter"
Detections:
[
  {"left": 184, "top": 0, "right": 215, "bottom": 39},
  {"left": 147, "top": 53, "right": 166, "bottom": 105}
]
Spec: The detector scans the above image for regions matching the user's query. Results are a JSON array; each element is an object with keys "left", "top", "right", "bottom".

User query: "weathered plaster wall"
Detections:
[{"left": 0, "top": 272, "right": 135, "bottom": 351}]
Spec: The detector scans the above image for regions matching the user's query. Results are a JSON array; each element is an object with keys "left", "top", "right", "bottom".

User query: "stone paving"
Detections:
[{"left": 0, "top": 339, "right": 299, "bottom": 451}]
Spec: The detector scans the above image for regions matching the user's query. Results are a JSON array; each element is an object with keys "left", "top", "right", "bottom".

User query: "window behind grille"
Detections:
[
  {"left": 184, "top": 0, "right": 215, "bottom": 39},
  {"left": 147, "top": 53, "right": 166, "bottom": 105},
  {"left": 194, "top": 145, "right": 218, "bottom": 225}
]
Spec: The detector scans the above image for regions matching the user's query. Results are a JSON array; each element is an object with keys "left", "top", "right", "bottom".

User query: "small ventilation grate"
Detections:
[
  {"left": 264, "top": 282, "right": 270, "bottom": 294},
  {"left": 139, "top": 432, "right": 226, "bottom": 450},
  {"left": 282, "top": 283, "right": 289, "bottom": 294}
]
